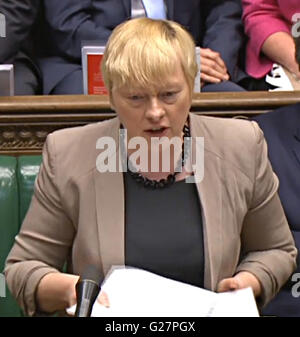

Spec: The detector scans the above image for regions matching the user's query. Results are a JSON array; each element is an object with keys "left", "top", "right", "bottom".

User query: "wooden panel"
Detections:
[{"left": 1, "top": 91, "right": 300, "bottom": 155}]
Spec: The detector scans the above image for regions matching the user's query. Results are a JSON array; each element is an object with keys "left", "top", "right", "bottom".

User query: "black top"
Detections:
[{"left": 124, "top": 172, "right": 205, "bottom": 288}]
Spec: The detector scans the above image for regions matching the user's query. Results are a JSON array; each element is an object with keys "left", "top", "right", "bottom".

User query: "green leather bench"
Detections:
[{"left": 0, "top": 155, "right": 42, "bottom": 317}]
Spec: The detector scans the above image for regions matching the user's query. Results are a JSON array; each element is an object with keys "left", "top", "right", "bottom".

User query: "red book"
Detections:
[
  {"left": 87, "top": 54, "right": 108, "bottom": 95},
  {"left": 82, "top": 46, "right": 107, "bottom": 95}
]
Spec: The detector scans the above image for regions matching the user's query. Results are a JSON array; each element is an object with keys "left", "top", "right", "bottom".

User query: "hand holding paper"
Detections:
[
  {"left": 217, "top": 271, "right": 262, "bottom": 298},
  {"left": 67, "top": 266, "right": 259, "bottom": 317}
]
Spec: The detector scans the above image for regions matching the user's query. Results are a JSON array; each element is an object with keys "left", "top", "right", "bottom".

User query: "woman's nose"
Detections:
[{"left": 145, "top": 97, "right": 165, "bottom": 122}]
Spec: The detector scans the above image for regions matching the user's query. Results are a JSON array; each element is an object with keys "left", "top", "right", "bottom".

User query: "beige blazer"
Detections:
[{"left": 5, "top": 113, "right": 297, "bottom": 316}]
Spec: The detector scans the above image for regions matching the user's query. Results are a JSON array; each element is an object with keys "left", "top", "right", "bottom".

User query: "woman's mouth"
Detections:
[{"left": 144, "top": 127, "right": 169, "bottom": 137}]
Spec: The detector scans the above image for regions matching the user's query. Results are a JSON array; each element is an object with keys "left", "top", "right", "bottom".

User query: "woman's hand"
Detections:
[
  {"left": 217, "top": 271, "right": 262, "bottom": 298},
  {"left": 36, "top": 272, "right": 79, "bottom": 313},
  {"left": 200, "top": 48, "right": 230, "bottom": 86},
  {"left": 97, "top": 291, "right": 110, "bottom": 308}
]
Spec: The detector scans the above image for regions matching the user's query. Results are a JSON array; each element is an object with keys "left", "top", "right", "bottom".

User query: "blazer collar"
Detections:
[
  {"left": 189, "top": 113, "right": 223, "bottom": 291},
  {"left": 94, "top": 114, "right": 223, "bottom": 291},
  {"left": 122, "top": 0, "right": 131, "bottom": 18},
  {"left": 94, "top": 118, "right": 125, "bottom": 275},
  {"left": 165, "top": 0, "right": 174, "bottom": 20}
]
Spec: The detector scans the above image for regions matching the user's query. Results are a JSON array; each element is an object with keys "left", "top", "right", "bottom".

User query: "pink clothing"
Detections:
[{"left": 242, "top": 0, "right": 300, "bottom": 78}]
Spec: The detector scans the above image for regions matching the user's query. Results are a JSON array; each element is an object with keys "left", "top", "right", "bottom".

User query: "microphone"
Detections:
[{"left": 75, "top": 265, "right": 103, "bottom": 317}]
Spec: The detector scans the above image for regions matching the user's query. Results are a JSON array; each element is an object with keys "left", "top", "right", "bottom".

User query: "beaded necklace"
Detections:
[{"left": 127, "top": 124, "right": 190, "bottom": 189}]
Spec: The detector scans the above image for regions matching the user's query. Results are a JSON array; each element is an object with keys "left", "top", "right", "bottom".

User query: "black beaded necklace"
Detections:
[{"left": 127, "top": 124, "right": 191, "bottom": 189}]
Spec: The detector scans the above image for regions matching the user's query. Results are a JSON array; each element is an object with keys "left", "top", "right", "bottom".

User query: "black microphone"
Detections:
[{"left": 75, "top": 265, "right": 103, "bottom": 317}]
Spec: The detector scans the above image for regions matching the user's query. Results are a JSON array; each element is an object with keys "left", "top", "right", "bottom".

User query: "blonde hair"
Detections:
[{"left": 101, "top": 18, "right": 198, "bottom": 93}]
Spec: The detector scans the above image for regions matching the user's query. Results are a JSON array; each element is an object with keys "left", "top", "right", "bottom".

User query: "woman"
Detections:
[
  {"left": 242, "top": 0, "right": 300, "bottom": 90},
  {"left": 5, "top": 18, "right": 296, "bottom": 316}
]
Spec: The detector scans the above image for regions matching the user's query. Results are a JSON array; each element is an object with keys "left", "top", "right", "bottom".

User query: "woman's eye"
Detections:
[
  {"left": 164, "top": 92, "right": 175, "bottom": 97},
  {"left": 161, "top": 91, "right": 178, "bottom": 101},
  {"left": 129, "top": 95, "right": 144, "bottom": 101}
]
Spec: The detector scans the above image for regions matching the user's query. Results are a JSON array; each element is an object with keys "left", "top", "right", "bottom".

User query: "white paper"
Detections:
[
  {"left": 266, "top": 63, "right": 293, "bottom": 91},
  {"left": 67, "top": 266, "right": 259, "bottom": 317},
  {"left": 209, "top": 287, "right": 259, "bottom": 317},
  {"left": 0, "top": 64, "right": 14, "bottom": 96}
]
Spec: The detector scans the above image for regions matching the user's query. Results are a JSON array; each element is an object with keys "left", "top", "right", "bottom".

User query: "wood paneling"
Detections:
[{"left": 1, "top": 91, "right": 300, "bottom": 154}]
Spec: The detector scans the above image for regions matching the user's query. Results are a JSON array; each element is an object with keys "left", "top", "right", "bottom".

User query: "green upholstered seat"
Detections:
[
  {"left": 0, "top": 155, "right": 42, "bottom": 317},
  {"left": 0, "top": 156, "right": 22, "bottom": 317},
  {"left": 17, "top": 156, "right": 42, "bottom": 225}
]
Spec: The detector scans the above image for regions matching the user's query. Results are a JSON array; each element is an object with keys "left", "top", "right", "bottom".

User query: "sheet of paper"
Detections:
[
  {"left": 67, "top": 266, "right": 259, "bottom": 317},
  {"left": 209, "top": 287, "right": 259, "bottom": 317}
]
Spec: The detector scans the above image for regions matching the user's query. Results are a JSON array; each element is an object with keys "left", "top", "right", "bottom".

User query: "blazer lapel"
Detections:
[
  {"left": 189, "top": 113, "right": 223, "bottom": 291},
  {"left": 166, "top": 0, "right": 174, "bottom": 20},
  {"left": 122, "top": 0, "right": 131, "bottom": 18},
  {"left": 94, "top": 119, "right": 125, "bottom": 275}
]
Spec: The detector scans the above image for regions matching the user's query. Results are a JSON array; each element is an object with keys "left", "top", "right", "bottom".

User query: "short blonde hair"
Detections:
[{"left": 101, "top": 18, "right": 198, "bottom": 93}]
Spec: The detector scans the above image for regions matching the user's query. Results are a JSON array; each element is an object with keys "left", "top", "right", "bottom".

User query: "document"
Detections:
[{"left": 67, "top": 266, "right": 259, "bottom": 317}]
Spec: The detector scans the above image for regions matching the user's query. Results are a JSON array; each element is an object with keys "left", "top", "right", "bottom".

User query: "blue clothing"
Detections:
[
  {"left": 252, "top": 104, "right": 300, "bottom": 317},
  {"left": 38, "top": 0, "right": 246, "bottom": 94},
  {"left": 0, "top": 0, "right": 42, "bottom": 95}
]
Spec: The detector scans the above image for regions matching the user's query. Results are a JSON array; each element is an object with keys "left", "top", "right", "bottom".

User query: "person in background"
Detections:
[
  {"left": 241, "top": 0, "right": 300, "bottom": 91},
  {"left": 38, "top": 0, "right": 247, "bottom": 95},
  {"left": 296, "top": 34, "right": 300, "bottom": 65},
  {"left": 251, "top": 35, "right": 300, "bottom": 316},
  {"left": 0, "top": 0, "right": 42, "bottom": 95},
  {"left": 5, "top": 18, "right": 296, "bottom": 316}
]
